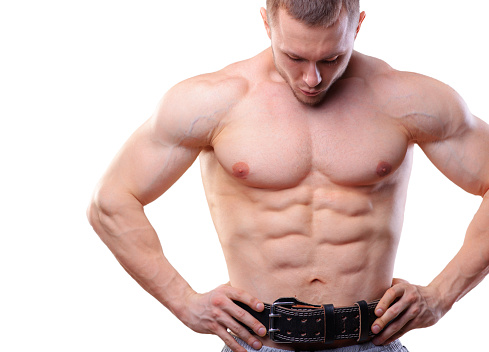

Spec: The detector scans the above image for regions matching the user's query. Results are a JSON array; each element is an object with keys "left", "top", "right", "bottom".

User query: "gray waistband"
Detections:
[{"left": 229, "top": 337, "right": 406, "bottom": 352}]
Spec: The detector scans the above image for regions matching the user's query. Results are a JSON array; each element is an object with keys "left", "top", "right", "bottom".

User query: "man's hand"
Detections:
[
  {"left": 180, "top": 284, "right": 267, "bottom": 352},
  {"left": 371, "top": 278, "right": 446, "bottom": 345}
]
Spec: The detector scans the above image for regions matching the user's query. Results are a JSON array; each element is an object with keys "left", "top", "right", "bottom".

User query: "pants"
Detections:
[{"left": 221, "top": 337, "right": 409, "bottom": 352}]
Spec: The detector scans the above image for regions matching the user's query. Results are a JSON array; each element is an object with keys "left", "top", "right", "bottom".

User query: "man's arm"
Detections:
[
  {"left": 372, "top": 74, "right": 489, "bottom": 345},
  {"left": 87, "top": 74, "right": 266, "bottom": 352}
]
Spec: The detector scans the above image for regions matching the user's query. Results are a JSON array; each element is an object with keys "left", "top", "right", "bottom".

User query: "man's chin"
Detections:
[{"left": 293, "top": 89, "right": 327, "bottom": 106}]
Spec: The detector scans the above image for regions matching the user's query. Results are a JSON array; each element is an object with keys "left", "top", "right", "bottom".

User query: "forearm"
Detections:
[
  {"left": 87, "top": 191, "right": 194, "bottom": 317},
  {"left": 429, "top": 191, "right": 489, "bottom": 312}
]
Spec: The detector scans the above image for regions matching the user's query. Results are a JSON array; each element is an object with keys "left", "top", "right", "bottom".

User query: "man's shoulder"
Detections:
[
  {"left": 150, "top": 53, "right": 268, "bottom": 147},
  {"left": 163, "top": 50, "right": 271, "bottom": 116},
  {"left": 351, "top": 52, "right": 451, "bottom": 100},
  {"left": 172, "top": 69, "right": 248, "bottom": 107},
  {"left": 168, "top": 53, "right": 270, "bottom": 111},
  {"left": 352, "top": 53, "right": 471, "bottom": 142}
]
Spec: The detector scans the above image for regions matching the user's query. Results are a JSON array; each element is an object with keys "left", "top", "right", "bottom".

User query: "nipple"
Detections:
[
  {"left": 232, "top": 162, "right": 250, "bottom": 179},
  {"left": 376, "top": 161, "right": 392, "bottom": 178}
]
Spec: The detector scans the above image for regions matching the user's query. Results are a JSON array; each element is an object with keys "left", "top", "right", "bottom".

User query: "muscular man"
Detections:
[{"left": 87, "top": 1, "right": 489, "bottom": 351}]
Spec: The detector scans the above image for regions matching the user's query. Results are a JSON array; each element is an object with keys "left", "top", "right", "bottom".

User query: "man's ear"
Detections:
[
  {"left": 355, "top": 11, "right": 366, "bottom": 39},
  {"left": 260, "top": 7, "right": 272, "bottom": 39}
]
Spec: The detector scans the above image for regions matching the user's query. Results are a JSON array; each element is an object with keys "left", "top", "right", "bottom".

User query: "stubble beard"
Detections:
[{"left": 273, "top": 58, "right": 349, "bottom": 107}]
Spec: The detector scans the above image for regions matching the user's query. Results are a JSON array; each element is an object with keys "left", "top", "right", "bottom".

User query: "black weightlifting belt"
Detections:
[{"left": 235, "top": 297, "right": 379, "bottom": 344}]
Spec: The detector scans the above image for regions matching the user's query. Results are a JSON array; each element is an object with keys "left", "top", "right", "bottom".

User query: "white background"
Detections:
[{"left": 1, "top": 0, "right": 488, "bottom": 350}]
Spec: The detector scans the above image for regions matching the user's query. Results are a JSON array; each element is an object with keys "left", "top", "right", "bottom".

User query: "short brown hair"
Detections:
[{"left": 266, "top": 0, "right": 360, "bottom": 27}]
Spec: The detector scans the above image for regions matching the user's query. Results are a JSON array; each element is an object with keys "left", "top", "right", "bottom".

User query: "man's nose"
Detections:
[{"left": 304, "top": 63, "right": 322, "bottom": 88}]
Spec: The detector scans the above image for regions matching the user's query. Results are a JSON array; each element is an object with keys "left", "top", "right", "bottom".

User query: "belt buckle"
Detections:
[{"left": 269, "top": 299, "right": 296, "bottom": 342}]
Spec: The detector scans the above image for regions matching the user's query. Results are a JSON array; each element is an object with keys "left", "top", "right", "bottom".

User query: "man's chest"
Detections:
[{"left": 210, "top": 93, "right": 411, "bottom": 189}]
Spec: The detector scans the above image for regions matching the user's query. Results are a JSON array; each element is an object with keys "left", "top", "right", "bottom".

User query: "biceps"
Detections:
[
  {"left": 419, "top": 116, "right": 489, "bottom": 196},
  {"left": 104, "top": 120, "right": 201, "bottom": 206}
]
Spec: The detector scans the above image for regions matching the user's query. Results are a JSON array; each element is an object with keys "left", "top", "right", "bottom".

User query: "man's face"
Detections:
[{"left": 264, "top": 8, "right": 360, "bottom": 106}]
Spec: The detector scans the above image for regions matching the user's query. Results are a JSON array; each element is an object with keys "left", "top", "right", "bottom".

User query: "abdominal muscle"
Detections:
[{"left": 210, "top": 179, "right": 402, "bottom": 308}]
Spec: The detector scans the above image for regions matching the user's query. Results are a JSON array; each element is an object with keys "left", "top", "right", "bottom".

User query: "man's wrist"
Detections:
[
  {"left": 427, "top": 279, "right": 455, "bottom": 316},
  {"left": 165, "top": 285, "right": 196, "bottom": 321}
]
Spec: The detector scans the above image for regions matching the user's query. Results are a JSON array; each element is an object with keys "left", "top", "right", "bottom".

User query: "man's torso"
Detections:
[{"left": 197, "top": 49, "right": 425, "bottom": 312}]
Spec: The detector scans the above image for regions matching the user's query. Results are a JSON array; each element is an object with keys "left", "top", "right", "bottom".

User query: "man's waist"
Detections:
[{"left": 235, "top": 297, "right": 379, "bottom": 345}]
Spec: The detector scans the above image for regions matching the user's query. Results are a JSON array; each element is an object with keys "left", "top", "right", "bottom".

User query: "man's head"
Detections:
[{"left": 261, "top": 0, "right": 365, "bottom": 106}]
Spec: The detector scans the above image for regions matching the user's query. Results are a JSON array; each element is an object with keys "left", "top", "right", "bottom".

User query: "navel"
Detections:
[
  {"left": 232, "top": 162, "right": 250, "bottom": 179},
  {"left": 376, "top": 161, "right": 392, "bottom": 178}
]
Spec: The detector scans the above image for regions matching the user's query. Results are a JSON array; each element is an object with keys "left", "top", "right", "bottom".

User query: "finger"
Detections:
[
  {"left": 373, "top": 315, "right": 415, "bottom": 346},
  {"left": 226, "top": 300, "right": 267, "bottom": 337},
  {"left": 372, "top": 301, "right": 408, "bottom": 335},
  {"left": 373, "top": 298, "right": 423, "bottom": 346},
  {"left": 213, "top": 324, "right": 248, "bottom": 352},
  {"left": 372, "top": 286, "right": 409, "bottom": 334},
  {"left": 211, "top": 286, "right": 267, "bottom": 336},
  {"left": 372, "top": 313, "right": 405, "bottom": 345},
  {"left": 219, "top": 312, "right": 264, "bottom": 350},
  {"left": 222, "top": 285, "right": 265, "bottom": 312},
  {"left": 375, "top": 283, "right": 405, "bottom": 318},
  {"left": 374, "top": 280, "right": 410, "bottom": 319},
  {"left": 229, "top": 327, "right": 263, "bottom": 351}
]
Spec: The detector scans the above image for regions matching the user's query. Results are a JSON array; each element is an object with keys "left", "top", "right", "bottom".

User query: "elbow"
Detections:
[
  {"left": 86, "top": 200, "right": 96, "bottom": 229},
  {"left": 86, "top": 187, "right": 108, "bottom": 239},
  {"left": 86, "top": 184, "right": 121, "bottom": 239},
  {"left": 87, "top": 183, "right": 142, "bottom": 239},
  {"left": 86, "top": 195, "right": 103, "bottom": 233}
]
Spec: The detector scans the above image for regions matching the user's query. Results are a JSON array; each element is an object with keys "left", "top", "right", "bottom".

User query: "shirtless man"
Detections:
[{"left": 87, "top": 1, "right": 489, "bottom": 351}]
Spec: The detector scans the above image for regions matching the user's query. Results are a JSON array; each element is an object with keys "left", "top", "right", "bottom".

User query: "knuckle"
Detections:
[
  {"left": 211, "top": 295, "right": 226, "bottom": 308},
  {"left": 378, "top": 318, "right": 389, "bottom": 328},
  {"left": 248, "top": 298, "right": 259, "bottom": 309},
  {"left": 235, "top": 308, "right": 247, "bottom": 320},
  {"left": 406, "top": 293, "right": 417, "bottom": 304},
  {"left": 389, "top": 305, "right": 400, "bottom": 317},
  {"left": 389, "top": 320, "right": 403, "bottom": 332},
  {"left": 208, "top": 321, "right": 220, "bottom": 333},
  {"left": 247, "top": 337, "right": 258, "bottom": 348},
  {"left": 228, "top": 320, "right": 245, "bottom": 335},
  {"left": 250, "top": 320, "right": 263, "bottom": 332},
  {"left": 216, "top": 284, "right": 230, "bottom": 294},
  {"left": 410, "top": 306, "right": 421, "bottom": 317},
  {"left": 373, "top": 319, "right": 384, "bottom": 329},
  {"left": 233, "top": 287, "right": 245, "bottom": 296},
  {"left": 250, "top": 296, "right": 260, "bottom": 305},
  {"left": 211, "top": 308, "right": 223, "bottom": 320},
  {"left": 386, "top": 287, "right": 397, "bottom": 299}
]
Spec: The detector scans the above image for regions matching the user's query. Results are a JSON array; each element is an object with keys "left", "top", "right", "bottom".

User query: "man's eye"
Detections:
[
  {"left": 322, "top": 56, "right": 339, "bottom": 65},
  {"left": 288, "top": 56, "right": 303, "bottom": 62}
]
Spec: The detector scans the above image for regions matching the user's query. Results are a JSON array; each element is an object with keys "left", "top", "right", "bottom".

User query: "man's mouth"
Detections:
[{"left": 300, "top": 89, "right": 322, "bottom": 97}]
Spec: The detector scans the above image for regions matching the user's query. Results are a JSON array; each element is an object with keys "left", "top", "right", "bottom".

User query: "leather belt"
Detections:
[{"left": 235, "top": 297, "right": 379, "bottom": 344}]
